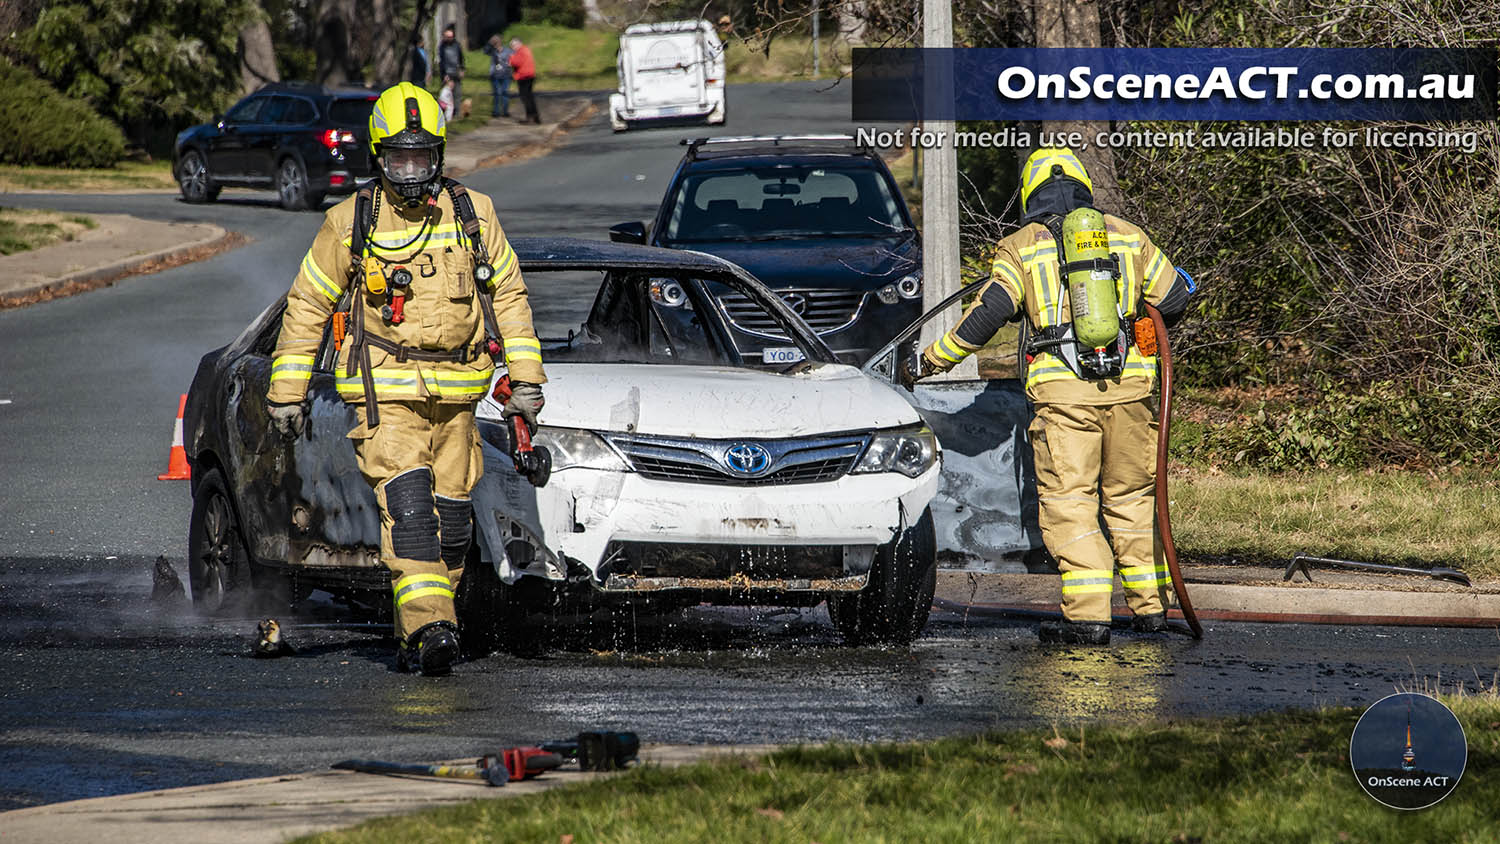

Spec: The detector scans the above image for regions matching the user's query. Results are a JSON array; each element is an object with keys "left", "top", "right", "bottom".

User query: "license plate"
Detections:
[
  {"left": 762, "top": 346, "right": 805, "bottom": 364},
  {"left": 659, "top": 106, "right": 682, "bottom": 116}
]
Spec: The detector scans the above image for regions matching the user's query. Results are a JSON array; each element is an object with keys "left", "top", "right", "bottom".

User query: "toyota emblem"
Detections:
[{"left": 724, "top": 443, "right": 772, "bottom": 475}]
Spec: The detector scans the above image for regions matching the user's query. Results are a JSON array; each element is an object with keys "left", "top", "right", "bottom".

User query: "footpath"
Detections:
[{"left": 0, "top": 94, "right": 597, "bottom": 309}]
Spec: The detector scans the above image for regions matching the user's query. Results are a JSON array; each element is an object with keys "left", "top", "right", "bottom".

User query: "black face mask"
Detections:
[{"left": 1022, "top": 176, "right": 1095, "bottom": 222}]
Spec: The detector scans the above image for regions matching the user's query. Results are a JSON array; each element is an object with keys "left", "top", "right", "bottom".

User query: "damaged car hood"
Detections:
[{"left": 478, "top": 363, "right": 920, "bottom": 438}]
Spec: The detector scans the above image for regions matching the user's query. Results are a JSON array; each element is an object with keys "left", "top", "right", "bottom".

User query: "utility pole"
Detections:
[
  {"left": 812, "top": 0, "right": 820, "bottom": 77},
  {"left": 919, "top": 0, "right": 970, "bottom": 378}
]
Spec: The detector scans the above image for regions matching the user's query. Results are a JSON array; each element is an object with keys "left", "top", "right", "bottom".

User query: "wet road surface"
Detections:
[{"left": 2, "top": 555, "right": 1494, "bottom": 811}]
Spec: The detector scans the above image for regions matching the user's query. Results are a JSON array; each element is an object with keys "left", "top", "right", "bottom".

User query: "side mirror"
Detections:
[{"left": 609, "top": 221, "right": 647, "bottom": 244}]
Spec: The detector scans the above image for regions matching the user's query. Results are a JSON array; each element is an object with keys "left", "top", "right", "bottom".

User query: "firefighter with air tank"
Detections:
[
  {"left": 265, "top": 82, "right": 545, "bottom": 675},
  {"left": 909, "top": 147, "right": 1195, "bottom": 645}
]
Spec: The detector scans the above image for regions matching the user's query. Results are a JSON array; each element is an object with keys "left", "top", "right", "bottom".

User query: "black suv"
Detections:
[
  {"left": 610, "top": 136, "right": 922, "bottom": 365},
  {"left": 173, "top": 82, "right": 380, "bottom": 211}
]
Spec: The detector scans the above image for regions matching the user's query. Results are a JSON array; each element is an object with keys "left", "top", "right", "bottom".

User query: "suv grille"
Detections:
[
  {"left": 606, "top": 432, "right": 867, "bottom": 486},
  {"left": 718, "top": 289, "right": 865, "bottom": 339}
]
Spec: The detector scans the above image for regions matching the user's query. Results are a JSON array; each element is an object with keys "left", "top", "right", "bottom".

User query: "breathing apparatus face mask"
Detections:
[{"left": 380, "top": 145, "right": 442, "bottom": 206}]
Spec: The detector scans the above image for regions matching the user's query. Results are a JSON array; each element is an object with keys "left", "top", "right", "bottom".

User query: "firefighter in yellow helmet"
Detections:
[
  {"left": 908, "top": 148, "right": 1193, "bottom": 644},
  {"left": 265, "top": 82, "right": 546, "bottom": 674}
]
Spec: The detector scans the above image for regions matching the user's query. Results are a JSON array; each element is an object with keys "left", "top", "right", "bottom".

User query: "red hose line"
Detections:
[{"left": 1146, "top": 303, "right": 1203, "bottom": 638}]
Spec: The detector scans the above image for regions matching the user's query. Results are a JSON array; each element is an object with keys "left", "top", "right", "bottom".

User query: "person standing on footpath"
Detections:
[
  {"left": 508, "top": 37, "right": 541, "bottom": 124},
  {"left": 438, "top": 25, "right": 465, "bottom": 102},
  {"left": 484, "top": 34, "right": 514, "bottom": 118}
]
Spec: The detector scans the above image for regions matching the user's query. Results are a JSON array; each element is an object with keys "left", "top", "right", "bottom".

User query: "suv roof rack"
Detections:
[{"left": 680, "top": 135, "right": 876, "bottom": 159}]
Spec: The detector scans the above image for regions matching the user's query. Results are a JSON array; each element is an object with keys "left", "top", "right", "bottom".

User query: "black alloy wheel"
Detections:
[
  {"left": 275, "top": 156, "right": 322, "bottom": 211},
  {"left": 187, "top": 467, "right": 253, "bottom": 613},
  {"left": 177, "top": 150, "right": 221, "bottom": 203}
]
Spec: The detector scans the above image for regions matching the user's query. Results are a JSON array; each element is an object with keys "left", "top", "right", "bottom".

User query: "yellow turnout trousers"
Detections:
[
  {"left": 348, "top": 399, "right": 483, "bottom": 641},
  {"left": 1028, "top": 399, "right": 1170, "bottom": 623}
]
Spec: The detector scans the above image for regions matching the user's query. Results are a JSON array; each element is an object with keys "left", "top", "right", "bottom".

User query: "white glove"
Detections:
[
  {"left": 503, "top": 382, "right": 544, "bottom": 430},
  {"left": 268, "top": 402, "right": 306, "bottom": 440}
]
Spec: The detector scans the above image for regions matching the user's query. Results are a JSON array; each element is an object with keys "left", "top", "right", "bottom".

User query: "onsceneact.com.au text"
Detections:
[{"left": 996, "top": 66, "right": 1478, "bottom": 102}]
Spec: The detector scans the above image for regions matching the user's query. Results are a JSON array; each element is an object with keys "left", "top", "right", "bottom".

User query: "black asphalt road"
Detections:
[{"left": 1, "top": 84, "right": 1495, "bottom": 811}]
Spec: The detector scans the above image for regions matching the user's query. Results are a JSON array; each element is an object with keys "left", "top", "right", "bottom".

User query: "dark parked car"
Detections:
[
  {"left": 173, "top": 82, "right": 380, "bottom": 211},
  {"left": 181, "top": 238, "right": 941, "bottom": 650},
  {"left": 610, "top": 135, "right": 922, "bottom": 366}
]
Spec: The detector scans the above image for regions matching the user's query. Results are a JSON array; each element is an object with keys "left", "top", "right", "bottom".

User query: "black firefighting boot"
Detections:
[
  {"left": 1131, "top": 612, "right": 1168, "bottom": 634},
  {"left": 398, "top": 622, "right": 461, "bottom": 676},
  {"left": 1038, "top": 619, "right": 1111, "bottom": 645}
]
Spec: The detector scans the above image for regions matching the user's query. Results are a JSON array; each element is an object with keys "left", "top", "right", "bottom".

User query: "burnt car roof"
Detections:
[{"left": 512, "top": 237, "right": 740, "bottom": 275}]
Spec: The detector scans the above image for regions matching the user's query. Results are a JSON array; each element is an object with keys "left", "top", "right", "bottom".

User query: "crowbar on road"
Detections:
[{"left": 1284, "top": 554, "right": 1472, "bottom": 587}]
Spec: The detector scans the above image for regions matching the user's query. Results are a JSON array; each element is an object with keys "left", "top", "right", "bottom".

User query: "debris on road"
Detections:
[
  {"left": 149, "top": 555, "right": 184, "bottom": 603},
  {"left": 253, "top": 619, "right": 295, "bottom": 658}
]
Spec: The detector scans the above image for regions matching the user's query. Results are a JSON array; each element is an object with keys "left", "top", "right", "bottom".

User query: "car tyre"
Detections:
[
  {"left": 187, "top": 467, "right": 254, "bottom": 613},
  {"left": 275, "top": 156, "right": 321, "bottom": 211},
  {"left": 454, "top": 545, "right": 535, "bottom": 657},
  {"left": 827, "top": 507, "right": 936, "bottom": 646},
  {"left": 177, "top": 150, "right": 221, "bottom": 203}
]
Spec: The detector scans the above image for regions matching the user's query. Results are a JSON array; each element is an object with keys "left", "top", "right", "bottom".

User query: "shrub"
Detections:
[
  {"left": 0, "top": 63, "right": 125, "bottom": 168},
  {"left": 523, "top": 0, "right": 585, "bottom": 29}
]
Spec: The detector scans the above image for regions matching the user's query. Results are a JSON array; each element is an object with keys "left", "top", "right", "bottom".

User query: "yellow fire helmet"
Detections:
[
  {"left": 368, "top": 82, "right": 447, "bottom": 206},
  {"left": 1020, "top": 147, "right": 1093, "bottom": 218}
]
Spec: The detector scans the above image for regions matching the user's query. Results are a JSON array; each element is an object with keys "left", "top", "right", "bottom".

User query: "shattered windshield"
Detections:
[
  {"left": 538, "top": 271, "right": 822, "bottom": 369},
  {"left": 661, "top": 164, "right": 911, "bottom": 243}
]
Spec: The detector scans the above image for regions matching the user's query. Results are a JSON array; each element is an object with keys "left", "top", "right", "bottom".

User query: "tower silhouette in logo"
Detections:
[{"left": 1401, "top": 699, "right": 1416, "bottom": 772}]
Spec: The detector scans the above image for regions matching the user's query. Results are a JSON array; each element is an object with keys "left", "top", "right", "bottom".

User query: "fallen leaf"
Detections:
[
  {"left": 1043, "top": 736, "right": 1068, "bottom": 751},
  {"left": 756, "top": 807, "right": 785, "bottom": 821},
  {"left": 560, "top": 835, "right": 574, "bottom": 844}
]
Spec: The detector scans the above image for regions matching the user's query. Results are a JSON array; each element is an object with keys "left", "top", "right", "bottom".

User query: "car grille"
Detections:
[
  {"left": 606, "top": 432, "right": 867, "bottom": 486},
  {"left": 718, "top": 289, "right": 865, "bottom": 339}
]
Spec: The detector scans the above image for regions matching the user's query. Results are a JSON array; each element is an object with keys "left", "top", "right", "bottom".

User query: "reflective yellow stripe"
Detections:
[
  {"left": 301, "top": 254, "right": 342, "bottom": 301},
  {"left": 421, "top": 370, "right": 495, "bottom": 397},
  {"left": 933, "top": 333, "right": 968, "bottom": 363},
  {"left": 992, "top": 257, "right": 1023, "bottom": 291},
  {"left": 492, "top": 240, "right": 517, "bottom": 283},
  {"left": 504, "top": 337, "right": 542, "bottom": 365},
  {"left": 1061, "top": 571, "right": 1113, "bottom": 594},
  {"left": 393, "top": 574, "right": 454, "bottom": 607},
  {"left": 271, "top": 354, "right": 316, "bottom": 382}
]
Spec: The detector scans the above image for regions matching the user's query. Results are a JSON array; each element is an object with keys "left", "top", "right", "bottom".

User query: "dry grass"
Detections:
[
  {"left": 0, "top": 161, "right": 175, "bottom": 193},
  {"left": 1171, "top": 467, "right": 1500, "bottom": 576},
  {"left": 0, "top": 207, "right": 96, "bottom": 255}
]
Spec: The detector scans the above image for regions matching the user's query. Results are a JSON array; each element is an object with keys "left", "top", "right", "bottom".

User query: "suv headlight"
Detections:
[
  {"left": 535, "top": 427, "right": 630, "bottom": 472},
  {"left": 852, "top": 425, "right": 939, "bottom": 478}
]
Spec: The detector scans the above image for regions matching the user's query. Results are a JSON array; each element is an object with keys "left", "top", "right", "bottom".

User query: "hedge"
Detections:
[{"left": 0, "top": 62, "right": 126, "bottom": 168}]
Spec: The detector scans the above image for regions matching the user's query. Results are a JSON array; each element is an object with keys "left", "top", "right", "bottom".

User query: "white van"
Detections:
[{"left": 609, "top": 20, "right": 727, "bottom": 132}]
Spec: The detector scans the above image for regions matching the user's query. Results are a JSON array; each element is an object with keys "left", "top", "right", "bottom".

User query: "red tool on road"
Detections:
[
  {"left": 332, "top": 747, "right": 562, "bottom": 786},
  {"left": 492, "top": 374, "right": 552, "bottom": 487}
]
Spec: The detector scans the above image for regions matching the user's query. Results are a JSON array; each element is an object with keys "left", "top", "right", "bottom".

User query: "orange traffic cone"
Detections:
[{"left": 157, "top": 393, "right": 191, "bottom": 480}]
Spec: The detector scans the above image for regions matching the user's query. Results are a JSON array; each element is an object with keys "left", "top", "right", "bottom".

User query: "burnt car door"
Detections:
[
  {"left": 222, "top": 300, "right": 377, "bottom": 575},
  {"left": 861, "top": 283, "right": 1042, "bottom": 565}
]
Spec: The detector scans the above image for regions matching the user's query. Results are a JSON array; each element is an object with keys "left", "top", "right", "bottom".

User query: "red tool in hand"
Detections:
[{"left": 491, "top": 374, "right": 552, "bottom": 487}]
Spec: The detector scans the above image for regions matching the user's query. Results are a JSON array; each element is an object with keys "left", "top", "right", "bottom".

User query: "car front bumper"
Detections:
[{"left": 470, "top": 440, "right": 940, "bottom": 590}]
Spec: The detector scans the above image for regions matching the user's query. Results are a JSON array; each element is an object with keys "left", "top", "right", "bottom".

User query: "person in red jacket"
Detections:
[{"left": 508, "top": 37, "right": 541, "bottom": 124}]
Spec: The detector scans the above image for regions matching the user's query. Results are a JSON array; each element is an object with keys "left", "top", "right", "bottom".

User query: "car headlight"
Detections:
[
  {"left": 896, "top": 272, "right": 922, "bottom": 299},
  {"left": 852, "top": 425, "right": 938, "bottom": 478},
  {"left": 534, "top": 427, "right": 630, "bottom": 472},
  {"left": 649, "top": 278, "right": 687, "bottom": 308}
]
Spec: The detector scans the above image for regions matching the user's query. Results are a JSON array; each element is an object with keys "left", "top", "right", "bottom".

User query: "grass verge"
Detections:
[
  {"left": 1171, "top": 464, "right": 1500, "bottom": 577},
  {"left": 0, "top": 207, "right": 96, "bottom": 255},
  {"left": 298, "top": 696, "right": 1499, "bottom": 843},
  {"left": 0, "top": 161, "right": 175, "bottom": 193}
]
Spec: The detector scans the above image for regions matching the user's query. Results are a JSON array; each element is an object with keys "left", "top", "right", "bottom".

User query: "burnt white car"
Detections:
[{"left": 182, "top": 239, "right": 939, "bottom": 646}]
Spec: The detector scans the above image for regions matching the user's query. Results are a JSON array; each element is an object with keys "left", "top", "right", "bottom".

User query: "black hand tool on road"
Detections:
[
  {"left": 541, "top": 731, "right": 641, "bottom": 771},
  {"left": 1284, "top": 553, "right": 1471, "bottom": 587}
]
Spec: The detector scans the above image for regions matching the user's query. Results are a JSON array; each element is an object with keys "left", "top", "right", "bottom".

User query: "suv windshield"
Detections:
[{"left": 661, "top": 163, "right": 911, "bottom": 243}]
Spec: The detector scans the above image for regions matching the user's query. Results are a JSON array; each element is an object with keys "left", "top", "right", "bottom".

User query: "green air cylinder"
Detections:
[{"left": 1061, "top": 207, "right": 1119, "bottom": 349}]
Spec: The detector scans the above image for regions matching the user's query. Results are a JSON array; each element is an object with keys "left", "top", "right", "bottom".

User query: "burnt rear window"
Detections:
[{"left": 328, "top": 98, "right": 376, "bottom": 126}]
